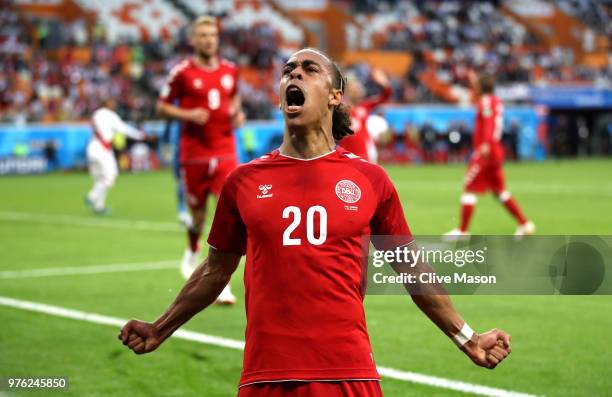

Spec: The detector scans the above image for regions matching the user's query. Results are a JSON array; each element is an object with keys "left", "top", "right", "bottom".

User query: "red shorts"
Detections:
[
  {"left": 463, "top": 159, "right": 506, "bottom": 194},
  {"left": 181, "top": 157, "right": 237, "bottom": 209},
  {"left": 238, "top": 381, "right": 383, "bottom": 397}
]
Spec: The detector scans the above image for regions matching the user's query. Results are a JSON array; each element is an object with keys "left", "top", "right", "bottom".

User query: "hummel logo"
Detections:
[
  {"left": 257, "top": 184, "right": 273, "bottom": 199},
  {"left": 259, "top": 184, "right": 272, "bottom": 194}
]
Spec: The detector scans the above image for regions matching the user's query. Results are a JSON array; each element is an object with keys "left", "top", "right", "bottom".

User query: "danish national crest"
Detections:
[{"left": 335, "top": 180, "right": 361, "bottom": 204}]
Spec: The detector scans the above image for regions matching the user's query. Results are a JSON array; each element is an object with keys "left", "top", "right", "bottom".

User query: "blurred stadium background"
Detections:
[
  {"left": 1, "top": 0, "right": 611, "bottom": 396},
  {"left": 1, "top": 0, "right": 611, "bottom": 168}
]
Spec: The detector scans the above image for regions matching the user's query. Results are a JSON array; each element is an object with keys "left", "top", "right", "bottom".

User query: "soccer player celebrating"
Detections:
[
  {"left": 120, "top": 49, "right": 511, "bottom": 396},
  {"left": 446, "top": 75, "right": 535, "bottom": 237},
  {"left": 85, "top": 101, "right": 146, "bottom": 214},
  {"left": 157, "top": 16, "right": 245, "bottom": 304},
  {"left": 340, "top": 68, "right": 392, "bottom": 162}
]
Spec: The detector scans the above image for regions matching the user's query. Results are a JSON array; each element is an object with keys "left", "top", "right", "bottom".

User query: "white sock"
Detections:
[
  {"left": 219, "top": 284, "right": 233, "bottom": 297},
  {"left": 88, "top": 181, "right": 108, "bottom": 211}
]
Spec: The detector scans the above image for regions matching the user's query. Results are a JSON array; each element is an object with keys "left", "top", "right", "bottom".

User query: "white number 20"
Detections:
[{"left": 282, "top": 206, "right": 327, "bottom": 246}]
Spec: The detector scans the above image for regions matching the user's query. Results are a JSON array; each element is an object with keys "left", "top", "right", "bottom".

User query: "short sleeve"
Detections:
[
  {"left": 159, "top": 65, "right": 183, "bottom": 103},
  {"left": 207, "top": 173, "right": 247, "bottom": 255},
  {"left": 370, "top": 171, "right": 413, "bottom": 250}
]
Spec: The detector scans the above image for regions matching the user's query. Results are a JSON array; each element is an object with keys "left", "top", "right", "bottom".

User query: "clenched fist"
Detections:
[
  {"left": 462, "top": 328, "right": 511, "bottom": 369},
  {"left": 118, "top": 320, "right": 164, "bottom": 355}
]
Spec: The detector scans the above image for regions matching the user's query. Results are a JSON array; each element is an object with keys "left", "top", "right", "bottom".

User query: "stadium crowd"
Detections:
[
  {"left": 556, "top": 0, "right": 612, "bottom": 36},
  {"left": 1, "top": 0, "right": 610, "bottom": 124},
  {"left": 348, "top": 0, "right": 611, "bottom": 100},
  {"left": 0, "top": 3, "right": 282, "bottom": 124}
]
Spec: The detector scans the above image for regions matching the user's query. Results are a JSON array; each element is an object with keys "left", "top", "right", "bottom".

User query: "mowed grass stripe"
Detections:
[
  {"left": 0, "top": 296, "right": 539, "bottom": 397},
  {"left": 0, "top": 260, "right": 178, "bottom": 279},
  {"left": 0, "top": 211, "right": 183, "bottom": 233}
]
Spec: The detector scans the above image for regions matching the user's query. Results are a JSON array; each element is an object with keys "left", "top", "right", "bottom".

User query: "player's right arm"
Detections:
[
  {"left": 156, "top": 62, "right": 209, "bottom": 125},
  {"left": 156, "top": 101, "right": 209, "bottom": 125},
  {"left": 119, "top": 170, "right": 246, "bottom": 354},
  {"left": 360, "top": 68, "right": 392, "bottom": 110},
  {"left": 118, "top": 248, "right": 241, "bottom": 354}
]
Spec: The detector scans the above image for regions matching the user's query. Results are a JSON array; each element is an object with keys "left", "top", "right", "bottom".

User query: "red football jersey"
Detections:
[
  {"left": 208, "top": 147, "right": 412, "bottom": 386},
  {"left": 341, "top": 86, "right": 392, "bottom": 161},
  {"left": 160, "top": 58, "right": 239, "bottom": 162},
  {"left": 473, "top": 94, "right": 504, "bottom": 163}
]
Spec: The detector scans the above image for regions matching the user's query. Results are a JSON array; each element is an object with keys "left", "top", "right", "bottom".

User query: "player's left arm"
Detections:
[
  {"left": 391, "top": 247, "right": 511, "bottom": 369},
  {"left": 231, "top": 94, "right": 245, "bottom": 128},
  {"left": 111, "top": 113, "right": 146, "bottom": 140},
  {"left": 372, "top": 170, "right": 510, "bottom": 369},
  {"left": 229, "top": 67, "right": 245, "bottom": 128}
]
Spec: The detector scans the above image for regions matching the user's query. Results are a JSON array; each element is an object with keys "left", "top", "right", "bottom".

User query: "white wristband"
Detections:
[{"left": 452, "top": 323, "right": 475, "bottom": 347}]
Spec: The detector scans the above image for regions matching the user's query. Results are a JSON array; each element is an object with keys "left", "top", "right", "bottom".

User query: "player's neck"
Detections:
[
  {"left": 280, "top": 126, "right": 336, "bottom": 160},
  {"left": 193, "top": 54, "right": 219, "bottom": 70}
]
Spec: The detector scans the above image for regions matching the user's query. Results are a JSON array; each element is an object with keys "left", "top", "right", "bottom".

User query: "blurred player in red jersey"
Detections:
[
  {"left": 446, "top": 75, "right": 535, "bottom": 237},
  {"left": 340, "top": 68, "right": 392, "bottom": 162},
  {"left": 120, "top": 49, "right": 511, "bottom": 396},
  {"left": 157, "top": 16, "right": 245, "bottom": 303}
]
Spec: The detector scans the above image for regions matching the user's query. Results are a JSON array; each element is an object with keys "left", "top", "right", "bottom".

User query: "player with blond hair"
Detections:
[{"left": 158, "top": 16, "right": 245, "bottom": 303}]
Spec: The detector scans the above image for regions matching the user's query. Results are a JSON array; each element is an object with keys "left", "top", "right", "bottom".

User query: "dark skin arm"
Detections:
[
  {"left": 118, "top": 247, "right": 241, "bottom": 354},
  {"left": 392, "top": 241, "right": 511, "bottom": 369},
  {"left": 119, "top": 243, "right": 509, "bottom": 367}
]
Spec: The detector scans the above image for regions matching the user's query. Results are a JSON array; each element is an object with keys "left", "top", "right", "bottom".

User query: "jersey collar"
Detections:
[
  {"left": 190, "top": 57, "right": 220, "bottom": 73},
  {"left": 277, "top": 148, "right": 337, "bottom": 161}
]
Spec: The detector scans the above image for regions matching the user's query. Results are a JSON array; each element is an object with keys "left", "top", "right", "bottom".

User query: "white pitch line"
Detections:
[
  {"left": 392, "top": 181, "right": 612, "bottom": 195},
  {"left": 0, "top": 296, "right": 539, "bottom": 397},
  {"left": 0, "top": 211, "right": 183, "bottom": 233},
  {"left": 0, "top": 260, "right": 178, "bottom": 280},
  {"left": 376, "top": 366, "right": 536, "bottom": 397}
]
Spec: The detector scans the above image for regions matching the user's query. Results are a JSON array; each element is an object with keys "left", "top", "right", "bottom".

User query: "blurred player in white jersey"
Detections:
[{"left": 85, "top": 101, "right": 146, "bottom": 214}]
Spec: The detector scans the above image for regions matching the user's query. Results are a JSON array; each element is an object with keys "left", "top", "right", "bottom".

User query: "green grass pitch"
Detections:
[{"left": 1, "top": 159, "right": 611, "bottom": 396}]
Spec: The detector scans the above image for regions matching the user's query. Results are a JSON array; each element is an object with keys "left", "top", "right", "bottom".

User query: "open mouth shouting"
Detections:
[{"left": 285, "top": 84, "right": 306, "bottom": 115}]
